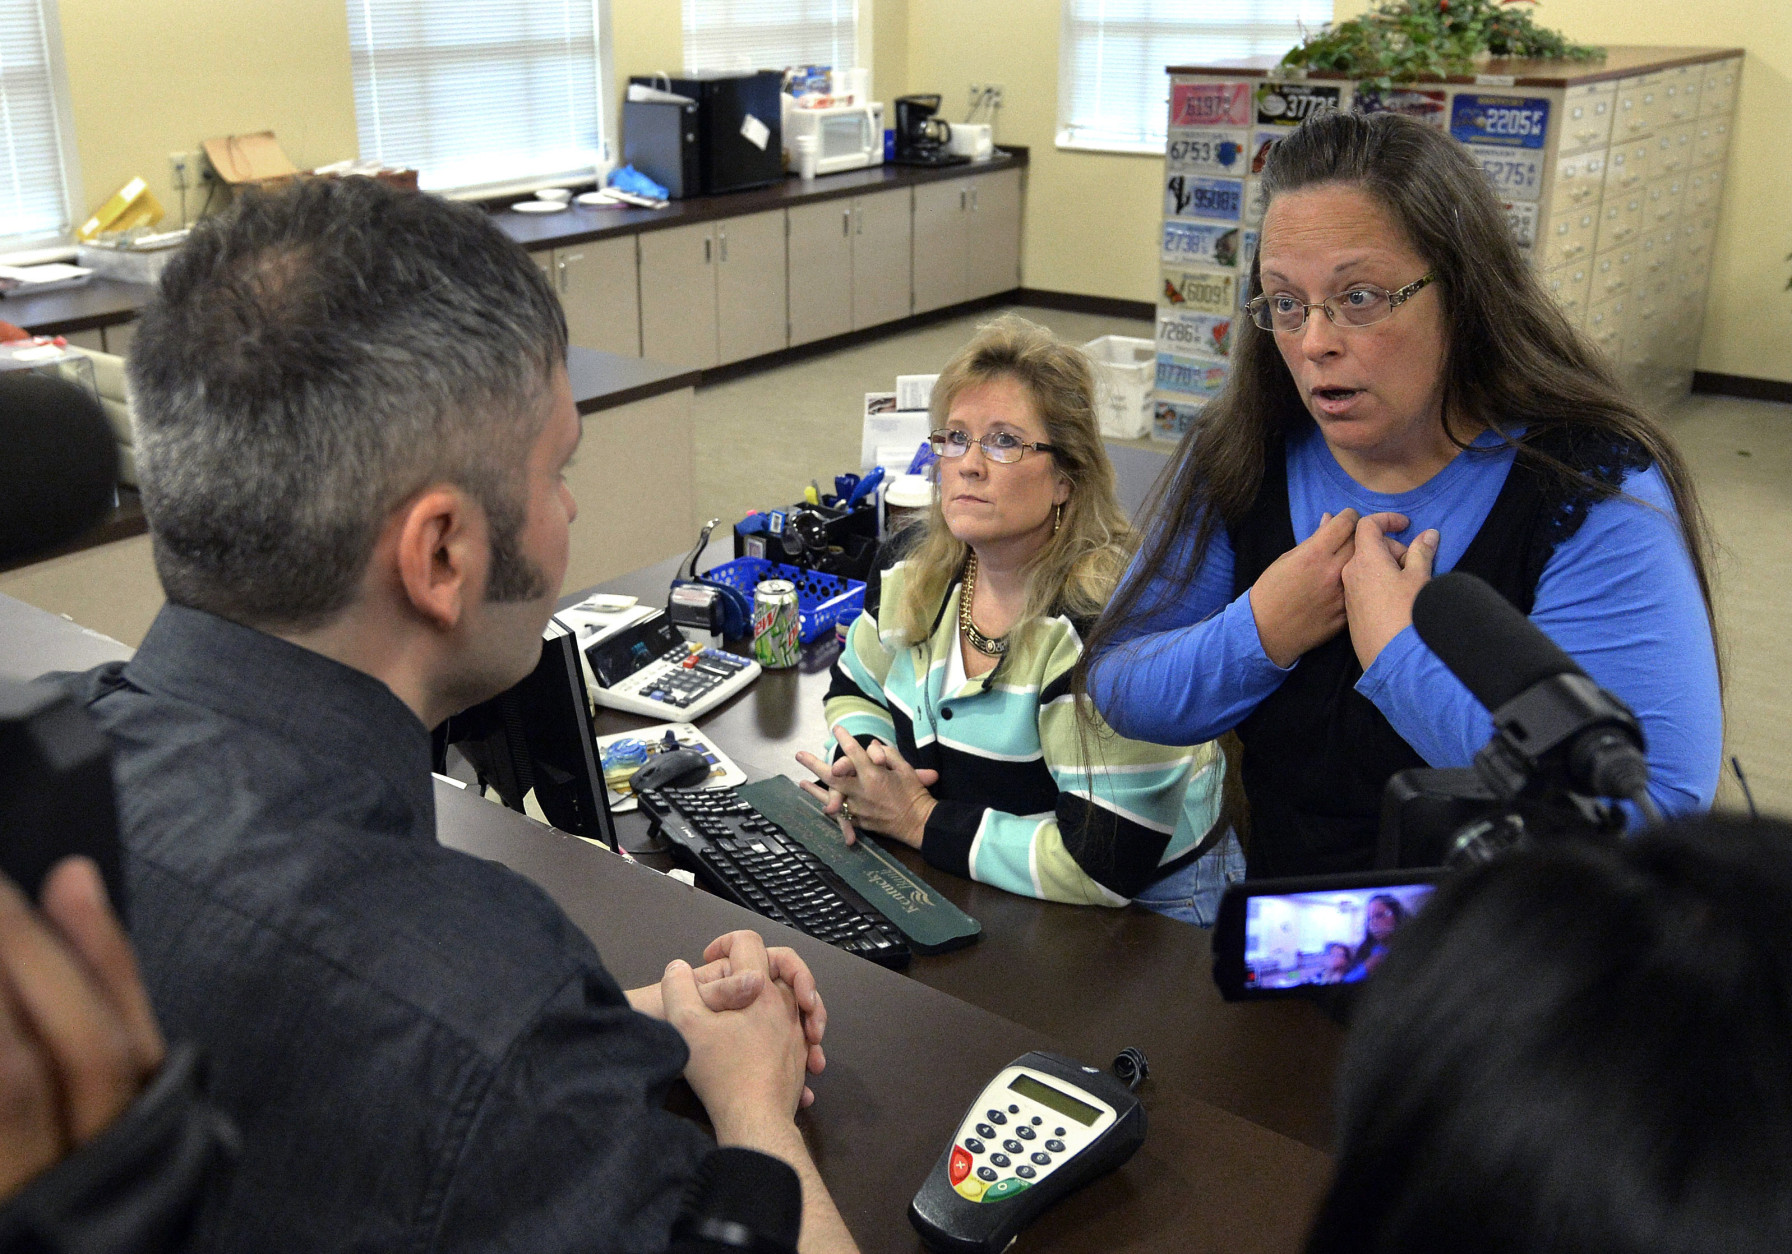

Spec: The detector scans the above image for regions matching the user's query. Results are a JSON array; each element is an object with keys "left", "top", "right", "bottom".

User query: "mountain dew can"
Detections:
[{"left": 752, "top": 579, "right": 801, "bottom": 668}]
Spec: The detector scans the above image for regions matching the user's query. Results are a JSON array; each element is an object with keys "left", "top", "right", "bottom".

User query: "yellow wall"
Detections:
[
  {"left": 47, "top": 0, "right": 1791, "bottom": 382},
  {"left": 60, "top": 0, "right": 358, "bottom": 223},
  {"left": 907, "top": 0, "right": 1791, "bottom": 384}
]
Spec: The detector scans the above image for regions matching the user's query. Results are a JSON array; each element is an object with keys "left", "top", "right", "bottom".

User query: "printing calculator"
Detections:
[
  {"left": 581, "top": 610, "right": 760, "bottom": 719},
  {"left": 910, "top": 1051, "right": 1145, "bottom": 1253}
]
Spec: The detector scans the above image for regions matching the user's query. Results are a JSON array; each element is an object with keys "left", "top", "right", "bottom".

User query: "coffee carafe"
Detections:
[{"left": 892, "top": 95, "right": 968, "bottom": 167}]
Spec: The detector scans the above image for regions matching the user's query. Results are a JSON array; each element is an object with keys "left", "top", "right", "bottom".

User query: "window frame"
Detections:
[
  {"left": 681, "top": 0, "right": 860, "bottom": 78},
  {"left": 1055, "top": 0, "right": 1332, "bottom": 157},
  {"left": 347, "top": 0, "right": 617, "bottom": 203},
  {"left": 0, "top": 0, "right": 84, "bottom": 254}
]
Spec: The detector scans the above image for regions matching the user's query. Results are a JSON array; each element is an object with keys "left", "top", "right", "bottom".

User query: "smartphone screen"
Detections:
[{"left": 1213, "top": 871, "right": 1441, "bottom": 1001}]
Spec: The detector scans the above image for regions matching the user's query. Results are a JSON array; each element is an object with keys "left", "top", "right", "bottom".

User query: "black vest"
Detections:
[{"left": 1227, "top": 428, "right": 1649, "bottom": 878}]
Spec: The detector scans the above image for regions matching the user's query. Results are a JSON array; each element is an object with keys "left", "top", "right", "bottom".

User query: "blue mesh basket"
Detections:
[{"left": 702, "top": 558, "right": 866, "bottom": 644}]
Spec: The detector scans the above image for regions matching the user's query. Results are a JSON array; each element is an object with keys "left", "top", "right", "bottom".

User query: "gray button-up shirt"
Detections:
[{"left": 72, "top": 604, "right": 711, "bottom": 1252}]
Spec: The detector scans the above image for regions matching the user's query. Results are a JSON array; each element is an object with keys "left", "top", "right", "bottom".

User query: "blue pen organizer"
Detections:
[{"left": 702, "top": 558, "right": 865, "bottom": 644}]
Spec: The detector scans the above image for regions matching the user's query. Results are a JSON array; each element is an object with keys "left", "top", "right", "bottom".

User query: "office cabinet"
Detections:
[
  {"left": 640, "top": 222, "right": 722, "bottom": 370},
  {"left": 532, "top": 238, "right": 640, "bottom": 359},
  {"left": 1160, "top": 47, "right": 1742, "bottom": 408},
  {"left": 786, "top": 200, "right": 854, "bottom": 346},
  {"left": 641, "top": 213, "right": 787, "bottom": 368},
  {"left": 851, "top": 188, "right": 914, "bottom": 330},
  {"left": 966, "top": 168, "right": 1023, "bottom": 300},
  {"left": 912, "top": 181, "right": 969, "bottom": 315},
  {"left": 913, "top": 170, "right": 1023, "bottom": 316},
  {"left": 715, "top": 210, "right": 788, "bottom": 364},
  {"left": 788, "top": 188, "right": 916, "bottom": 344}
]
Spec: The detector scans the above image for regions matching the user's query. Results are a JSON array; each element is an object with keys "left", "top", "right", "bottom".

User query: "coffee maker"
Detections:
[{"left": 892, "top": 95, "right": 969, "bottom": 168}]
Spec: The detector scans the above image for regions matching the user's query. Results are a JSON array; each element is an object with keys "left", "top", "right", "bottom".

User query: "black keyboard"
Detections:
[{"left": 638, "top": 786, "right": 912, "bottom": 969}]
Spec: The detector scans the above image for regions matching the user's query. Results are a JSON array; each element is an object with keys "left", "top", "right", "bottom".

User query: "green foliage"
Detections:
[{"left": 1281, "top": 0, "right": 1601, "bottom": 90}]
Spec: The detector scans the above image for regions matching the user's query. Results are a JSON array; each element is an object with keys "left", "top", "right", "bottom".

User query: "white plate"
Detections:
[
  {"left": 575, "top": 191, "right": 619, "bottom": 206},
  {"left": 511, "top": 200, "right": 569, "bottom": 214}
]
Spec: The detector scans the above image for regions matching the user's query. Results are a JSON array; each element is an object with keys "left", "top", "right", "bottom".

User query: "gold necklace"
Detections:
[{"left": 959, "top": 553, "right": 1008, "bottom": 657}]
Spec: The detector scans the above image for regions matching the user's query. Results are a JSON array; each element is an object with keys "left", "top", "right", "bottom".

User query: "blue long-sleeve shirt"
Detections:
[{"left": 1087, "top": 426, "right": 1722, "bottom": 816}]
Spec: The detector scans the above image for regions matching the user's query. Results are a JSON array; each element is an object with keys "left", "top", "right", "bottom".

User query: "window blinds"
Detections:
[
  {"left": 0, "top": 0, "right": 75, "bottom": 247},
  {"left": 682, "top": 0, "right": 858, "bottom": 75},
  {"left": 348, "top": 0, "right": 606, "bottom": 196},
  {"left": 1058, "top": 0, "right": 1332, "bottom": 152}
]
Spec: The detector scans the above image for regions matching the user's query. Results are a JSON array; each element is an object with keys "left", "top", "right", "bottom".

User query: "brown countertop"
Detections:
[
  {"left": 6, "top": 148, "right": 1030, "bottom": 340},
  {"left": 4, "top": 278, "right": 154, "bottom": 337},
  {"left": 1169, "top": 44, "right": 1744, "bottom": 87},
  {"left": 494, "top": 147, "right": 1028, "bottom": 252}
]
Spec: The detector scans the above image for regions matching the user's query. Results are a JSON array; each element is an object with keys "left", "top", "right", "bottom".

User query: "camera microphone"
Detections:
[
  {"left": 1411, "top": 573, "right": 1656, "bottom": 824},
  {"left": 668, "top": 1148, "right": 801, "bottom": 1254}
]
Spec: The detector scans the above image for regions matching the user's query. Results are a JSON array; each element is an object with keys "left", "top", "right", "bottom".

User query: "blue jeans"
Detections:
[{"left": 1131, "top": 830, "right": 1246, "bottom": 927}]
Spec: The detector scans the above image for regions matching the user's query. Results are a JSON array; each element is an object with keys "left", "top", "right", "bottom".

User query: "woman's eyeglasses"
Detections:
[
  {"left": 929, "top": 429, "right": 1058, "bottom": 464},
  {"left": 1245, "top": 274, "right": 1435, "bottom": 332}
]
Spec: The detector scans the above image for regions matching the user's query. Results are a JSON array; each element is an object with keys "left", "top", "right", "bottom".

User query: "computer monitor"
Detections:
[{"left": 435, "top": 618, "right": 617, "bottom": 851}]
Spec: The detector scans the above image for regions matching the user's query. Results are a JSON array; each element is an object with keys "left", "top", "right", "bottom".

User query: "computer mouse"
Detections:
[{"left": 631, "top": 746, "right": 713, "bottom": 793}]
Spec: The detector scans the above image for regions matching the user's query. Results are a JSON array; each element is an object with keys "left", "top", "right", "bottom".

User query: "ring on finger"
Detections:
[{"left": 839, "top": 799, "right": 854, "bottom": 823}]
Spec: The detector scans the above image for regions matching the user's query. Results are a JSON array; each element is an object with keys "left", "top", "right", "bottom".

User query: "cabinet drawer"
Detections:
[
  {"left": 1656, "top": 65, "right": 1702, "bottom": 126},
  {"left": 1643, "top": 175, "right": 1685, "bottom": 231},
  {"left": 1553, "top": 149, "right": 1606, "bottom": 209},
  {"left": 1596, "top": 192, "right": 1645, "bottom": 253},
  {"left": 1558, "top": 82, "right": 1617, "bottom": 154},
  {"left": 1684, "top": 165, "right": 1725, "bottom": 215},
  {"left": 1681, "top": 215, "right": 1718, "bottom": 265},
  {"left": 1543, "top": 262, "right": 1592, "bottom": 323},
  {"left": 1634, "top": 228, "right": 1678, "bottom": 284},
  {"left": 1651, "top": 122, "right": 1695, "bottom": 177},
  {"left": 1693, "top": 115, "right": 1731, "bottom": 166},
  {"left": 1543, "top": 206, "right": 1600, "bottom": 268},
  {"left": 1699, "top": 59, "right": 1740, "bottom": 116},
  {"left": 1590, "top": 245, "right": 1636, "bottom": 301},
  {"left": 1604, "top": 140, "right": 1651, "bottom": 195},
  {"left": 1584, "top": 295, "right": 1627, "bottom": 358},
  {"left": 1613, "top": 75, "right": 1663, "bottom": 141}
]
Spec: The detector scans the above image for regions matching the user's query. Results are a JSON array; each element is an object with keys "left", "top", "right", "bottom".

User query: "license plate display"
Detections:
[
  {"left": 1166, "top": 128, "right": 1250, "bottom": 175},
  {"left": 1161, "top": 267, "right": 1236, "bottom": 315},
  {"left": 1450, "top": 94, "right": 1551, "bottom": 149},
  {"left": 1242, "top": 180, "right": 1269, "bottom": 227},
  {"left": 1468, "top": 146, "right": 1544, "bottom": 200},
  {"left": 1502, "top": 200, "right": 1540, "bottom": 249},
  {"left": 1169, "top": 80, "right": 1253, "bottom": 129},
  {"left": 1164, "top": 175, "right": 1244, "bottom": 221},
  {"left": 1156, "top": 308, "right": 1235, "bottom": 358},
  {"left": 1154, "top": 399, "right": 1205, "bottom": 442},
  {"left": 1161, "top": 221, "right": 1243, "bottom": 267},
  {"left": 1241, "top": 229, "right": 1260, "bottom": 275},
  {"left": 1354, "top": 87, "right": 1448, "bottom": 126},
  {"left": 1256, "top": 83, "right": 1341, "bottom": 127},
  {"left": 1249, "top": 130, "right": 1283, "bottom": 175},
  {"left": 1156, "top": 354, "right": 1229, "bottom": 398}
]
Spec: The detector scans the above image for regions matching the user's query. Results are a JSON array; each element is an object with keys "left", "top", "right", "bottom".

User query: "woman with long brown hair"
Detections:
[
  {"left": 1083, "top": 110, "right": 1721, "bottom": 879},
  {"left": 796, "top": 315, "right": 1231, "bottom": 914}
]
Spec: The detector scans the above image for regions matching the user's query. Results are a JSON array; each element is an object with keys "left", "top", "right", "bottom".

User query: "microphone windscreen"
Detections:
[
  {"left": 670, "top": 1147, "right": 801, "bottom": 1254},
  {"left": 0, "top": 371, "right": 118, "bottom": 566},
  {"left": 1412, "top": 572, "right": 1586, "bottom": 712}
]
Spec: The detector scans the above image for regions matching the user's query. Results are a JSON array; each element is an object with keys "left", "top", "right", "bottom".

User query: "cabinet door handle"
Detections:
[
  {"left": 960, "top": 188, "right": 967, "bottom": 211},
  {"left": 843, "top": 207, "right": 851, "bottom": 236},
  {"left": 971, "top": 187, "right": 979, "bottom": 211},
  {"left": 719, "top": 227, "right": 727, "bottom": 263},
  {"left": 556, "top": 258, "right": 567, "bottom": 294},
  {"left": 704, "top": 236, "right": 711, "bottom": 263}
]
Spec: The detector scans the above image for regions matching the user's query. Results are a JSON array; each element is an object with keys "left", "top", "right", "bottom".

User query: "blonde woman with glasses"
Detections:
[{"left": 795, "top": 315, "right": 1236, "bottom": 920}]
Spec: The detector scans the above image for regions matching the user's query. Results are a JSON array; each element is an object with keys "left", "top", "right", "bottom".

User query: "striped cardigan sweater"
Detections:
[{"left": 823, "top": 551, "right": 1225, "bottom": 906}]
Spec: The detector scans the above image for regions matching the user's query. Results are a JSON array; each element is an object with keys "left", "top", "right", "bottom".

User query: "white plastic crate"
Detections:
[{"left": 1082, "top": 335, "right": 1155, "bottom": 439}]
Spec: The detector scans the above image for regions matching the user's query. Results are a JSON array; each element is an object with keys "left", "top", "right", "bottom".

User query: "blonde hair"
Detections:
[{"left": 891, "top": 314, "right": 1135, "bottom": 644}]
